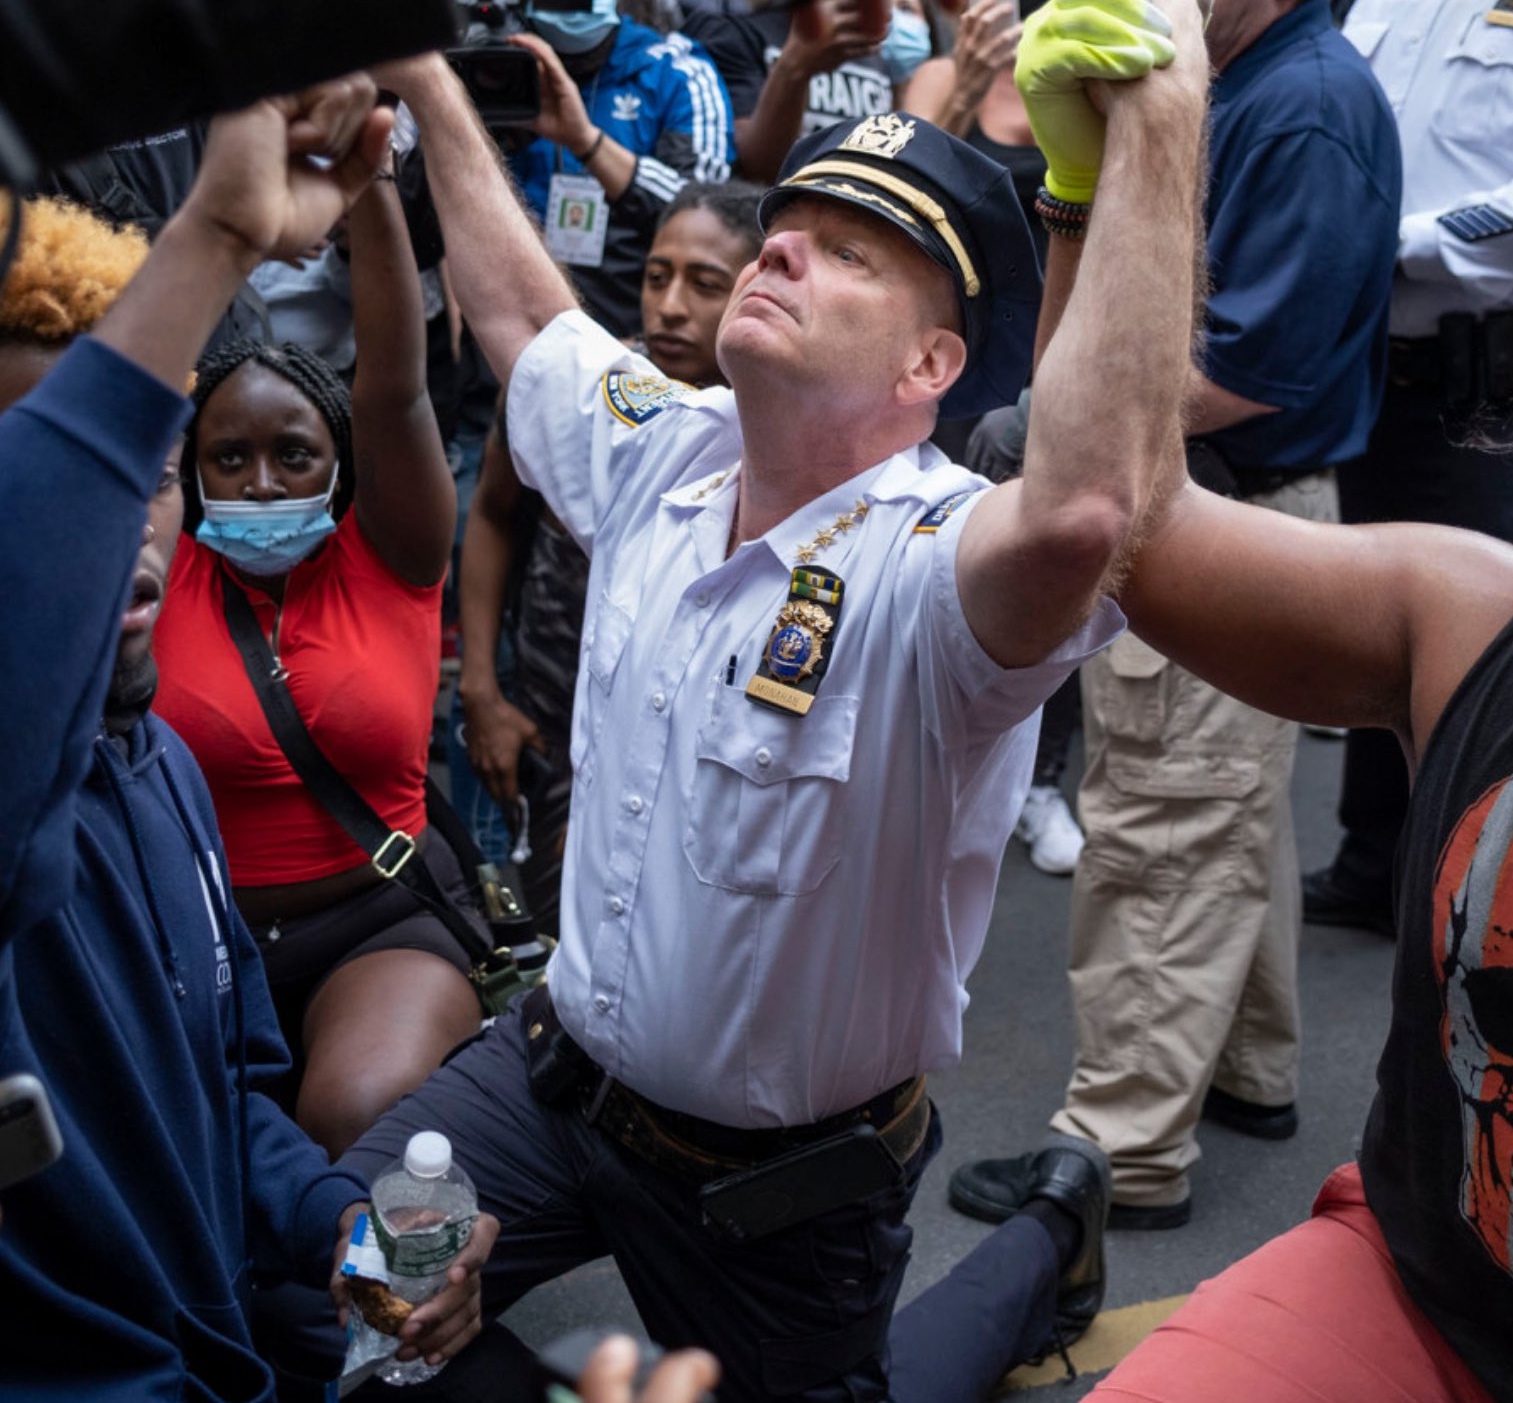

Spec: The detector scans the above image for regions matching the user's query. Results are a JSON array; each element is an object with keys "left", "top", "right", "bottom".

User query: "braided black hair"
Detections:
[
  {"left": 180, "top": 337, "right": 356, "bottom": 532},
  {"left": 656, "top": 180, "right": 765, "bottom": 264}
]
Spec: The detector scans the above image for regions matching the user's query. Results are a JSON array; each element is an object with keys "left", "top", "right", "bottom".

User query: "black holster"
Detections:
[{"left": 522, "top": 984, "right": 596, "bottom": 1107}]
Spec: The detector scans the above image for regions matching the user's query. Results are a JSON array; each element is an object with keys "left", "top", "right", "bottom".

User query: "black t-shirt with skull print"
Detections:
[{"left": 1364, "top": 611, "right": 1513, "bottom": 1401}]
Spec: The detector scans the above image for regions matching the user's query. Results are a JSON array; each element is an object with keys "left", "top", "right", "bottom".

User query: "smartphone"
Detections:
[
  {"left": 536, "top": 1328, "right": 716, "bottom": 1403},
  {"left": 699, "top": 1123, "right": 904, "bottom": 1242},
  {"left": 0, "top": 1073, "right": 63, "bottom": 1193}
]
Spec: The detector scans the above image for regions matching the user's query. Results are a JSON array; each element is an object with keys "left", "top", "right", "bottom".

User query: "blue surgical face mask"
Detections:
[
  {"left": 880, "top": 10, "right": 932, "bottom": 83},
  {"left": 195, "top": 465, "right": 339, "bottom": 577},
  {"left": 525, "top": 0, "right": 620, "bottom": 56}
]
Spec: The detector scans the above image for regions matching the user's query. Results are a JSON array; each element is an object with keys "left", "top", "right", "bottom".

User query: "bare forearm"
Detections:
[
  {"left": 395, "top": 58, "right": 577, "bottom": 389},
  {"left": 1032, "top": 236, "right": 1082, "bottom": 372},
  {"left": 900, "top": 58, "right": 963, "bottom": 132},
  {"left": 934, "top": 84, "right": 985, "bottom": 139},
  {"left": 459, "top": 425, "right": 521, "bottom": 699},
  {"left": 348, "top": 178, "right": 427, "bottom": 401},
  {"left": 348, "top": 171, "right": 454, "bottom": 583},
  {"left": 1026, "top": 79, "right": 1206, "bottom": 530},
  {"left": 1182, "top": 364, "right": 1277, "bottom": 436},
  {"left": 735, "top": 54, "right": 812, "bottom": 183},
  {"left": 573, "top": 128, "right": 637, "bottom": 202},
  {"left": 458, "top": 505, "right": 514, "bottom": 702}
]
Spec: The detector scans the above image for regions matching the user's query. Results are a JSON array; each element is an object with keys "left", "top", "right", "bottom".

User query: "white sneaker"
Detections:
[{"left": 1015, "top": 785, "right": 1085, "bottom": 875}]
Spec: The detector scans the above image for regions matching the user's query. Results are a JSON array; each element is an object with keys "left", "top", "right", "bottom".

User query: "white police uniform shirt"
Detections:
[
  {"left": 1346, "top": 0, "right": 1513, "bottom": 336},
  {"left": 509, "top": 312, "right": 1122, "bottom": 1128}
]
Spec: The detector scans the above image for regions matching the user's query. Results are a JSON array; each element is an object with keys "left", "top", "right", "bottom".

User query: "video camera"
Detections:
[{"left": 447, "top": 0, "right": 593, "bottom": 132}]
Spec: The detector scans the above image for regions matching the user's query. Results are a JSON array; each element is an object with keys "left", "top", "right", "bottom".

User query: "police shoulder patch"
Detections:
[
  {"left": 913, "top": 491, "right": 974, "bottom": 534},
  {"left": 602, "top": 371, "right": 693, "bottom": 426}
]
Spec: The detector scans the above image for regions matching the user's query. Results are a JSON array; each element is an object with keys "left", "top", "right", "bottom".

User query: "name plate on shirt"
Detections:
[
  {"left": 746, "top": 673, "right": 816, "bottom": 716},
  {"left": 546, "top": 173, "right": 609, "bottom": 268},
  {"left": 1491, "top": 0, "right": 1513, "bottom": 25}
]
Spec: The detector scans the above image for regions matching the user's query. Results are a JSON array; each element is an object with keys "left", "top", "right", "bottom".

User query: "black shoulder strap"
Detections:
[
  {"left": 219, "top": 575, "right": 493, "bottom": 965},
  {"left": 423, "top": 776, "right": 542, "bottom": 949}
]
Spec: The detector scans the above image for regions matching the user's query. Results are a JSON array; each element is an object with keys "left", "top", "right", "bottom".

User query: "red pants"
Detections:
[{"left": 1091, "top": 1163, "right": 1494, "bottom": 1403}]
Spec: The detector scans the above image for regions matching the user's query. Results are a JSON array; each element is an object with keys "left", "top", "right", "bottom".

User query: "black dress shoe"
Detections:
[
  {"left": 1022, "top": 1134, "right": 1111, "bottom": 1346},
  {"left": 948, "top": 1153, "right": 1036, "bottom": 1225},
  {"left": 1302, "top": 866, "right": 1394, "bottom": 936},
  {"left": 1202, "top": 1084, "right": 1299, "bottom": 1140}
]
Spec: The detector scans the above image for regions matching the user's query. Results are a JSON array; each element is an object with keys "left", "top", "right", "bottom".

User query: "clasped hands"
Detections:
[{"left": 1016, "top": 0, "right": 1208, "bottom": 205}]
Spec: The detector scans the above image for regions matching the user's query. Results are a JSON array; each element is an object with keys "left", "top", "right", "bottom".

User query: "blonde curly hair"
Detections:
[{"left": 0, "top": 196, "right": 150, "bottom": 343}]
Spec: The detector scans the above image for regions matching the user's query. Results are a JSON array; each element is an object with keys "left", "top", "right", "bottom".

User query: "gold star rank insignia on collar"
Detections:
[
  {"left": 746, "top": 569, "right": 846, "bottom": 716},
  {"left": 791, "top": 500, "right": 869, "bottom": 566}
]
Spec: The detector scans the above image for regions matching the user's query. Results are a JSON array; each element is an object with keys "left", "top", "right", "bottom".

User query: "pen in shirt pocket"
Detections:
[{"left": 725, "top": 653, "right": 738, "bottom": 686}]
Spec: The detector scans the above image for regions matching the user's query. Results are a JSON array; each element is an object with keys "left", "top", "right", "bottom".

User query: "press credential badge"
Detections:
[{"left": 546, "top": 174, "right": 609, "bottom": 267}]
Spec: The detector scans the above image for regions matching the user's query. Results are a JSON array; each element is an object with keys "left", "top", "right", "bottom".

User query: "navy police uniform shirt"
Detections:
[{"left": 1202, "top": 0, "right": 1401, "bottom": 473}]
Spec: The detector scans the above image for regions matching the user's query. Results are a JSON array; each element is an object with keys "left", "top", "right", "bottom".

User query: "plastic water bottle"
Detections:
[{"left": 371, "top": 1131, "right": 479, "bottom": 1386}]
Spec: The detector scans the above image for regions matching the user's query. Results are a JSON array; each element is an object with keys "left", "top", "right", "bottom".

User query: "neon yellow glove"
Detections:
[{"left": 1016, "top": 0, "right": 1179, "bottom": 205}]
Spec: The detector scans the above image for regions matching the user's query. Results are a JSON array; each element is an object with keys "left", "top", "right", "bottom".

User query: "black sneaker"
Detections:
[
  {"left": 1302, "top": 866, "right": 1393, "bottom": 937},
  {"left": 947, "top": 1154, "right": 1037, "bottom": 1224},
  {"left": 1202, "top": 1084, "right": 1299, "bottom": 1141},
  {"left": 1022, "top": 1134, "right": 1111, "bottom": 1346}
]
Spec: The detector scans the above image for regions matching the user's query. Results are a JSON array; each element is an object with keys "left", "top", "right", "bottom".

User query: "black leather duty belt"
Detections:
[
  {"left": 1185, "top": 439, "right": 1330, "bottom": 503},
  {"left": 521, "top": 985, "right": 931, "bottom": 1184}
]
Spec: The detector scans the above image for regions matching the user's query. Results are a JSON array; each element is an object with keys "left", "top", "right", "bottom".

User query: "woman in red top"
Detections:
[{"left": 154, "top": 165, "right": 480, "bottom": 1158}]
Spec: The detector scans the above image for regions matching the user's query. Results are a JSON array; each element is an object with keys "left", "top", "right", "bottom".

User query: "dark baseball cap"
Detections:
[{"left": 759, "top": 113, "right": 1043, "bottom": 418}]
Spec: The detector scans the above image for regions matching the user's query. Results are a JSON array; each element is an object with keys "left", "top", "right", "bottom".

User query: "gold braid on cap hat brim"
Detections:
[{"left": 782, "top": 159, "right": 981, "bottom": 298}]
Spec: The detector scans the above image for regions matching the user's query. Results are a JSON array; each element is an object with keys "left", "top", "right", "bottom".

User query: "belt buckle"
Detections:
[{"left": 371, "top": 830, "right": 417, "bottom": 879}]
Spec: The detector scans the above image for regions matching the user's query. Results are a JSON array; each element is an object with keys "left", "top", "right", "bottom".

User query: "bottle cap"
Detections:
[{"left": 403, "top": 1131, "right": 453, "bottom": 1179}]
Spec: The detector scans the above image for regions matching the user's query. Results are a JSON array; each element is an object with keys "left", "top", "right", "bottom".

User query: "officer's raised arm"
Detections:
[
  {"left": 378, "top": 54, "right": 580, "bottom": 394},
  {"left": 954, "top": 0, "right": 1210, "bottom": 670}
]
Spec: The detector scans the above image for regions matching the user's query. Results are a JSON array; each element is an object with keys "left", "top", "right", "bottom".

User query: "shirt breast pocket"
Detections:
[
  {"left": 683, "top": 692, "right": 859, "bottom": 896},
  {"left": 572, "top": 596, "right": 635, "bottom": 793},
  {"left": 1439, "top": 19, "right": 1513, "bottom": 144}
]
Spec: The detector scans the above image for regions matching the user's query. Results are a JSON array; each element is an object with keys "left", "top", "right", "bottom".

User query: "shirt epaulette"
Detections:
[{"left": 913, "top": 491, "right": 974, "bottom": 534}]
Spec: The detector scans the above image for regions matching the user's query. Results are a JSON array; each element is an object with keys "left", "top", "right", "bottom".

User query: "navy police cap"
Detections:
[{"left": 759, "top": 112, "right": 1043, "bottom": 419}]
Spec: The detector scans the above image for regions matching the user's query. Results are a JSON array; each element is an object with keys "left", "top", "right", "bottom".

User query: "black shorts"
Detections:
[{"left": 248, "top": 837, "right": 479, "bottom": 1075}]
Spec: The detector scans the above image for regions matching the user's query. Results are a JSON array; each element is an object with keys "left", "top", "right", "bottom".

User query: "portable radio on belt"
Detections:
[
  {"left": 746, "top": 568, "right": 846, "bottom": 716},
  {"left": 699, "top": 1123, "right": 905, "bottom": 1242}
]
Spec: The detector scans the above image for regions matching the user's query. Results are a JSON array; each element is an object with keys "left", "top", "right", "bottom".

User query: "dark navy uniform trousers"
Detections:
[{"left": 299, "top": 998, "right": 1060, "bottom": 1402}]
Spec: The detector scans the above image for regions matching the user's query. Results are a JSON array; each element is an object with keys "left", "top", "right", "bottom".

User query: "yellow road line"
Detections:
[{"left": 1002, "top": 1294, "right": 1191, "bottom": 1392}]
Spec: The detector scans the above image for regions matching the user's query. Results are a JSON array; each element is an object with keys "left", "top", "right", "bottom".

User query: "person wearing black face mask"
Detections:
[{"left": 501, "top": 3, "right": 734, "bottom": 338}]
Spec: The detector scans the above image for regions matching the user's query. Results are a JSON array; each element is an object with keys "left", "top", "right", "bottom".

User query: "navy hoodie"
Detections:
[{"left": 0, "top": 339, "right": 367, "bottom": 1401}]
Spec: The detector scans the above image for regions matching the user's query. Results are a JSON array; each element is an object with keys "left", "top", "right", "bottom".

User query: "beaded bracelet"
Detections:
[{"left": 1034, "top": 186, "right": 1093, "bottom": 242}]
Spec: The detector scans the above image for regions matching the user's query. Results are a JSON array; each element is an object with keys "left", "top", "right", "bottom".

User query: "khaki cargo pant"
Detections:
[{"left": 1050, "top": 471, "right": 1340, "bottom": 1209}]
